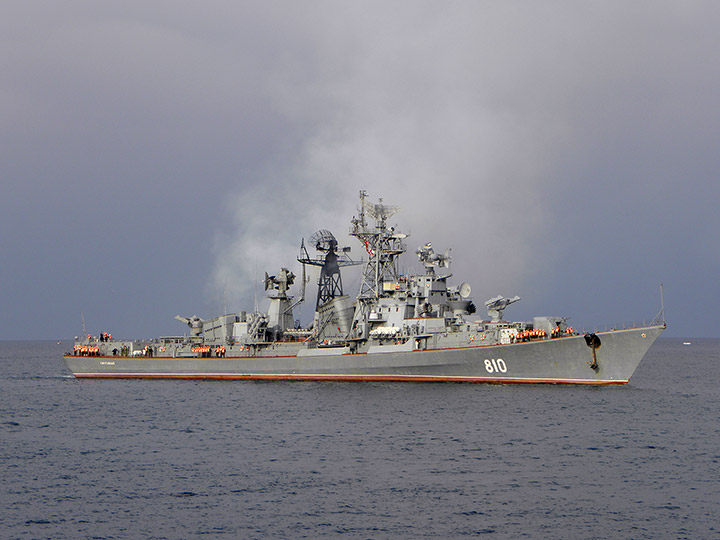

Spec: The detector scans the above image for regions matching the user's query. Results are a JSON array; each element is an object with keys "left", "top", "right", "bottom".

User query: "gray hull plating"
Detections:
[{"left": 64, "top": 325, "right": 663, "bottom": 384}]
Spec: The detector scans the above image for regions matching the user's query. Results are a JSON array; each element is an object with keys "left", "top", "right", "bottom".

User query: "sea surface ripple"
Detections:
[{"left": 1, "top": 339, "right": 718, "bottom": 539}]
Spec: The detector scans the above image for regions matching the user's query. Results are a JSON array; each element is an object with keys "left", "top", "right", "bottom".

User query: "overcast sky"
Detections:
[{"left": 2, "top": 1, "right": 718, "bottom": 339}]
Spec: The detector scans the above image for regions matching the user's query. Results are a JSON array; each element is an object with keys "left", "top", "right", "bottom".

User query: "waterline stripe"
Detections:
[{"left": 71, "top": 372, "right": 627, "bottom": 384}]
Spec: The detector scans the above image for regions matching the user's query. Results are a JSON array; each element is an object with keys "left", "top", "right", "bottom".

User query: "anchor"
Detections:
[{"left": 584, "top": 333, "right": 601, "bottom": 371}]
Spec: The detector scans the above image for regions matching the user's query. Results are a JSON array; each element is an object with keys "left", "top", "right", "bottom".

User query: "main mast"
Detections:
[{"left": 349, "top": 190, "right": 407, "bottom": 337}]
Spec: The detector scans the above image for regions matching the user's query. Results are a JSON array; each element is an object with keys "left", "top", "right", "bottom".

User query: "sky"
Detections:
[{"left": 1, "top": 1, "right": 719, "bottom": 340}]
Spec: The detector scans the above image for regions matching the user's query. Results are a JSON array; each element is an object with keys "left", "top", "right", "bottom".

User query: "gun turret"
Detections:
[
  {"left": 484, "top": 295, "right": 521, "bottom": 323},
  {"left": 175, "top": 315, "right": 204, "bottom": 336}
]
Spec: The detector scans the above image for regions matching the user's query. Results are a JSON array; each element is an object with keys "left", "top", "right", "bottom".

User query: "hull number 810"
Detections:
[{"left": 484, "top": 358, "right": 507, "bottom": 373}]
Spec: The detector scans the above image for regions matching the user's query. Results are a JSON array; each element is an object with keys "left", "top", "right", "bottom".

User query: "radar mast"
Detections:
[
  {"left": 350, "top": 190, "right": 406, "bottom": 300},
  {"left": 348, "top": 191, "right": 408, "bottom": 339}
]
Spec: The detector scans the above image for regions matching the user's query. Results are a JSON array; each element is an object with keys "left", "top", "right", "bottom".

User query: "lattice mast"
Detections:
[
  {"left": 298, "top": 230, "right": 358, "bottom": 309},
  {"left": 349, "top": 190, "right": 406, "bottom": 300}
]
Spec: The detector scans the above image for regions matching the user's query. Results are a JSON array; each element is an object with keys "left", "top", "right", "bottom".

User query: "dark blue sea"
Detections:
[{"left": 1, "top": 339, "right": 718, "bottom": 540}]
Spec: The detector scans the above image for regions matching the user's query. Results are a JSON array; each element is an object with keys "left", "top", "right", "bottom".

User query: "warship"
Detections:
[{"left": 64, "top": 191, "right": 665, "bottom": 384}]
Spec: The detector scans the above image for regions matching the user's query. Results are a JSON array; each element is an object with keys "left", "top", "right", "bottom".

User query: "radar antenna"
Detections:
[
  {"left": 264, "top": 268, "right": 295, "bottom": 297},
  {"left": 298, "top": 230, "right": 359, "bottom": 309},
  {"left": 416, "top": 242, "right": 451, "bottom": 270}
]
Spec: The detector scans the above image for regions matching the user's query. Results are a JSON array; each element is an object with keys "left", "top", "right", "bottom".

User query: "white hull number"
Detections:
[{"left": 484, "top": 358, "right": 507, "bottom": 374}]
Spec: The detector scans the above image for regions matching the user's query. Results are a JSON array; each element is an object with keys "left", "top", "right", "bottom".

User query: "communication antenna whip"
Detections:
[
  {"left": 660, "top": 283, "right": 665, "bottom": 324},
  {"left": 653, "top": 283, "right": 666, "bottom": 326},
  {"left": 254, "top": 260, "right": 259, "bottom": 313}
]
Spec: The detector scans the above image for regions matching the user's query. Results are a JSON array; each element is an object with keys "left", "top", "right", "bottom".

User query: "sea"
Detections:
[{"left": 1, "top": 339, "right": 718, "bottom": 540}]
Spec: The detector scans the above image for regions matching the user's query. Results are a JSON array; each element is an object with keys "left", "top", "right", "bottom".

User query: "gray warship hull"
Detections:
[
  {"left": 66, "top": 191, "right": 665, "bottom": 384},
  {"left": 63, "top": 324, "right": 663, "bottom": 384}
]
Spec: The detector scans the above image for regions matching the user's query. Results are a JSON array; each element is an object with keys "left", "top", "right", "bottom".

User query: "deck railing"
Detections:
[
  {"left": 585, "top": 315, "right": 665, "bottom": 334},
  {"left": 585, "top": 285, "right": 666, "bottom": 333}
]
